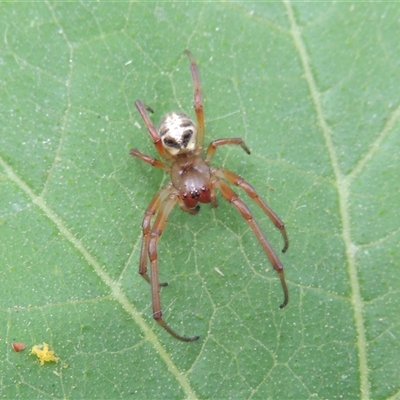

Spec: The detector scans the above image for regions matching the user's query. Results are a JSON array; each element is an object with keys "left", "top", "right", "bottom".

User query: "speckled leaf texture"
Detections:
[{"left": 1, "top": 3, "right": 399, "bottom": 399}]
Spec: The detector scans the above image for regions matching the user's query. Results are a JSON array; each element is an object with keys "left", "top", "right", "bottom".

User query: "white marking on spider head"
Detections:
[{"left": 158, "top": 112, "right": 197, "bottom": 156}]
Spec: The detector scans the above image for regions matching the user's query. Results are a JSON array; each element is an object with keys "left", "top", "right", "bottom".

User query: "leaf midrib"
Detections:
[{"left": 284, "top": 2, "right": 369, "bottom": 398}]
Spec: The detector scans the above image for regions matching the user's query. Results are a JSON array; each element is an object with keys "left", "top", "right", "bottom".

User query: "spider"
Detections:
[{"left": 130, "top": 50, "right": 289, "bottom": 342}]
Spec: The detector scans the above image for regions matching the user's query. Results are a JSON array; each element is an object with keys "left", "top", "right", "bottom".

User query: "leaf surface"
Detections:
[{"left": 1, "top": 3, "right": 399, "bottom": 399}]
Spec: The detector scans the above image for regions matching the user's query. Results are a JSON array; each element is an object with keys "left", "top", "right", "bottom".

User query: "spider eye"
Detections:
[
  {"left": 163, "top": 137, "right": 181, "bottom": 149},
  {"left": 181, "top": 130, "right": 193, "bottom": 147}
]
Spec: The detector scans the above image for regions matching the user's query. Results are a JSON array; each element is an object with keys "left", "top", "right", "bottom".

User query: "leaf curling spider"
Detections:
[{"left": 131, "top": 50, "right": 289, "bottom": 342}]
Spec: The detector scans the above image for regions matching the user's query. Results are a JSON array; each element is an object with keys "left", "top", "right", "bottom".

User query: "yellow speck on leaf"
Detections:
[{"left": 31, "top": 342, "right": 59, "bottom": 365}]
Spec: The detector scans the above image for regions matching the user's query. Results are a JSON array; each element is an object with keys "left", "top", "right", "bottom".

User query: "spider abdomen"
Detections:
[
  {"left": 159, "top": 112, "right": 197, "bottom": 156},
  {"left": 171, "top": 153, "right": 212, "bottom": 208}
]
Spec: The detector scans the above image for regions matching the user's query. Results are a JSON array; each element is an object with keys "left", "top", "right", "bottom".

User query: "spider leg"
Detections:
[
  {"left": 214, "top": 179, "right": 289, "bottom": 309},
  {"left": 134, "top": 100, "right": 171, "bottom": 161},
  {"left": 185, "top": 50, "right": 205, "bottom": 151},
  {"left": 205, "top": 138, "right": 250, "bottom": 163},
  {"left": 130, "top": 148, "right": 170, "bottom": 171},
  {"left": 213, "top": 168, "right": 289, "bottom": 253},
  {"left": 148, "top": 192, "right": 200, "bottom": 342},
  {"left": 139, "top": 183, "right": 174, "bottom": 286}
]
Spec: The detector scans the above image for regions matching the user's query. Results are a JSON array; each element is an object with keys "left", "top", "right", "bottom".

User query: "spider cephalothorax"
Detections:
[{"left": 130, "top": 50, "right": 289, "bottom": 342}]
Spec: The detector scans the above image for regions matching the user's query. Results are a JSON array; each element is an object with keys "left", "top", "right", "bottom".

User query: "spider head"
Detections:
[{"left": 159, "top": 112, "right": 197, "bottom": 156}]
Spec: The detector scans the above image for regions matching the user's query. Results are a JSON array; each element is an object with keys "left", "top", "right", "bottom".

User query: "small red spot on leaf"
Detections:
[{"left": 12, "top": 342, "right": 26, "bottom": 352}]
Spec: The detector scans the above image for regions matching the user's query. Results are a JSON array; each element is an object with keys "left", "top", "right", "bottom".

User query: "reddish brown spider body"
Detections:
[
  {"left": 171, "top": 152, "right": 213, "bottom": 209},
  {"left": 131, "top": 50, "right": 289, "bottom": 342}
]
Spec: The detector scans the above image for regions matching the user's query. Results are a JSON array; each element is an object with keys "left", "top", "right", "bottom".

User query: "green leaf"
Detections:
[{"left": 1, "top": 2, "right": 399, "bottom": 399}]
